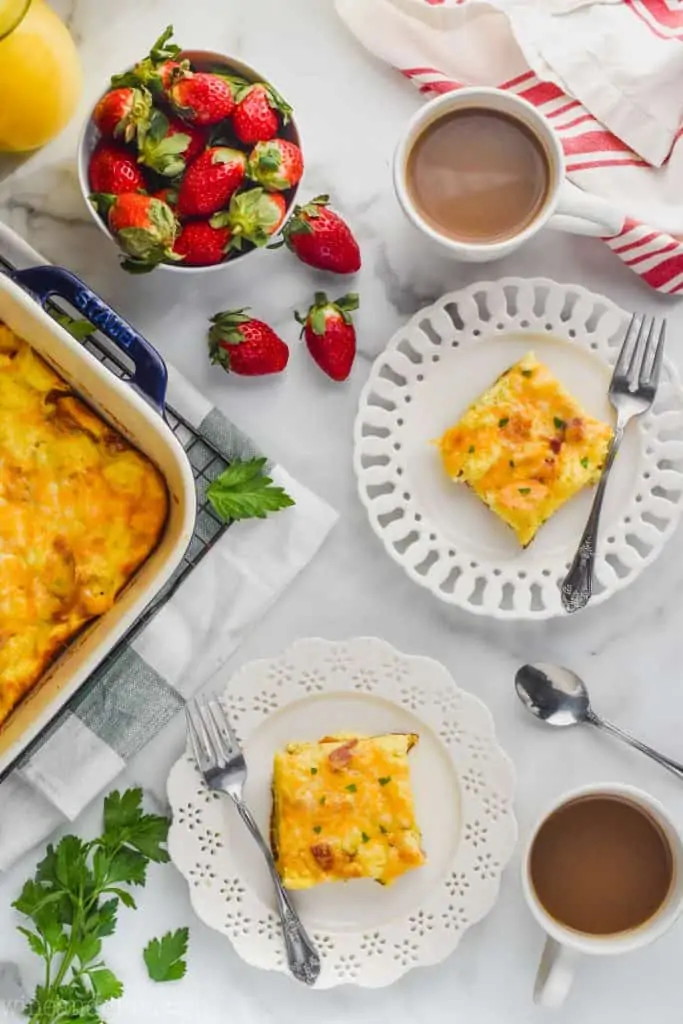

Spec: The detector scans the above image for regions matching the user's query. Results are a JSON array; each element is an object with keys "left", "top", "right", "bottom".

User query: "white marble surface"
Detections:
[{"left": 2, "top": 1, "right": 683, "bottom": 1022}]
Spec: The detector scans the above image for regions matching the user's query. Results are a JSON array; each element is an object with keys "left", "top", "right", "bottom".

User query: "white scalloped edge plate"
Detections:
[
  {"left": 167, "top": 638, "right": 517, "bottom": 988},
  {"left": 354, "top": 278, "right": 683, "bottom": 620}
]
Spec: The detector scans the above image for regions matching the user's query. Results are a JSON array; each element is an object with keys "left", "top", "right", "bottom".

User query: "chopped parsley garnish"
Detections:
[
  {"left": 518, "top": 487, "right": 531, "bottom": 495},
  {"left": 498, "top": 417, "right": 509, "bottom": 428},
  {"left": 554, "top": 417, "right": 566, "bottom": 430},
  {"left": 509, "top": 460, "right": 515, "bottom": 468},
  {"left": 378, "top": 776, "right": 392, "bottom": 786},
  {"left": 581, "top": 457, "right": 589, "bottom": 469},
  {"left": 379, "top": 824, "right": 388, "bottom": 834},
  {"left": 361, "top": 832, "right": 370, "bottom": 844},
  {"left": 310, "top": 767, "right": 318, "bottom": 775},
  {"left": 468, "top": 445, "right": 475, "bottom": 454},
  {"left": 319, "top": 796, "right": 326, "bottom": 805},
  {"left": 346, "top": 784, "right": 357, "bottom": 793},
  {"left": 313, "top": 825, "right": 322, "bottom": 834},
  {"left": 521, "top": 369, "right": 533, "bottom": 378}
]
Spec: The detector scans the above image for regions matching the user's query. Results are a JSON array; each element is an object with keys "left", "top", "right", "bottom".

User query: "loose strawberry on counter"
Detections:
[
  {"left": 92, "top": 86, "right": 152, "bottom": 143},
  {"left": 176, "top": 147, "right": 246, "bottom": 218},
  {"left": 173, "top": 221, "right": 232, "bottom": 266},
  {"left": 278, "top": 194, "right": 361, "bottom": 274},
  {"left": 90, "top": 193, "right": 181, "bottom": 273},
  {"left": 169, "top": 70, "right": 235, "bottom": 125},
  {"left": 111, "top": 25, "right": 188, "bottom": 94},
  {"left": 232, "top": 82, "right": 293, "bottom": 144},
  {"left": 247, "top": 139, "right": 304, "bottom": 192},
  {"left": 89, "top": 144, "right": 146, "bottom": 195},
  {"left": 208, "top": 309, "right": 289, "bottom": 376},
  {"left": 211, "top": 188, "right": 286, "bottom": 249},
  {"left": 137, "top": 110, "right": 206, "bottom": 178},
  {"left": 295, "top": 292, "right": 359, "bottom": 382}
]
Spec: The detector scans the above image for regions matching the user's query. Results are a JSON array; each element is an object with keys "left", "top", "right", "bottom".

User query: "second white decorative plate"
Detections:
[
  {"left": 167, "top": 637, "right": 516, "bottom": 988},
  {"left": 354, "top": 278, "right": 683, "bottom": 619}
]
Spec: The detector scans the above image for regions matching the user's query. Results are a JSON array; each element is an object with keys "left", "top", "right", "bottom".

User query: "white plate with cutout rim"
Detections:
[
  {"left": 354, "top": 278, "right": 683, "bottom": 620},
  {"left": 167, "top": 638, "right": 517, "bottom": 988}
]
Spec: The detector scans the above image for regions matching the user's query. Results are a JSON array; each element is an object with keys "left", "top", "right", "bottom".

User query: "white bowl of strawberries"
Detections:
[{"left": 78, "top": 26, "right": 304, "bottom": 273}]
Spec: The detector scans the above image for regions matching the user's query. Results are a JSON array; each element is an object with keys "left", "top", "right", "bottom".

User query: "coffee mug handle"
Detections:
[
  {"left": 549, "top": 180, "right": 624, "bottom": 238},
  {"left": 534, "top": 937, "right": 578, "bottom": 1008}
]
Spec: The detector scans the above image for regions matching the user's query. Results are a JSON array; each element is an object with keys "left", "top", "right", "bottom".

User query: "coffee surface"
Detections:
[
  {"left": 406, "top": 109, "right": 550, "bottom": 243},
  {"left": 530, "top": 796, "right": 674, "bottom": 936}
]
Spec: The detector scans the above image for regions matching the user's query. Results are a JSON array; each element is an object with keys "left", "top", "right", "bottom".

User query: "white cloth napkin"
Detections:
[
  {"left": 337, "top": 0, "right": 683, "bottom": 293},
  {"left": 0, "top": 224, "right": 338, "bottom": 873}
]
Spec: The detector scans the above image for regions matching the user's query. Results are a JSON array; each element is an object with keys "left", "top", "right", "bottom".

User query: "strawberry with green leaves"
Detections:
[
  {"left": 90, "top": 192, "right": 181, "bottom": 273},
  {"left": 209, "top": 309, "right": 289, "bottom": 376},
  {"left": 93, "top": 86, "right": 152, "bottom": 143},
  {"left": 173, "top": 220, "right": 232, "bottom": 266},
  {"left": 296, "top": 292, "right": 359, "bottom": 381},
  {"left": 137, "top": 109, "right": 205, "bottom": 178},
  {"left": 211, "top": 187, "right": 286, "bottom": 250},
  {"left": 176, "top": 146, "right": 246, "bottom": 218},
  {"left": 247, "top": 139, "right": 304, "bottom": 192},
  {"left": 279, "top": 194, "right": 361, "bottom": 274},
  {"left": 232, "top": 81, "right": 292, "bottom": 144},
  {"left": 111, "top": 25, "right": 188, "bottom": 94},
  {"left": 89, "top": 143, "right": 146, "bottom": 195},
  {"left": 170, "top": 70, "right": 235, "bottom": 126}
]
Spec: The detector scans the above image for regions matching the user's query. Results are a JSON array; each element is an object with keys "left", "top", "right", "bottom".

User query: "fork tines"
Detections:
[
  {"left": 185, "top": 697, "right": 240, "bottom": 771},
  {"left": 613, "top": 314, "right": 666, "bottom": 393}
]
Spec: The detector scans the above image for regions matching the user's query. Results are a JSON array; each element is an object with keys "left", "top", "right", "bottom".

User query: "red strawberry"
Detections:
[
  {"left": 176, "top": 147, "right": 246, "bottom": 219},
  {"left": 295, "top": 292, "right": 359, "bottom": 382},
  {"left": 90, "top": 192, "right": 180, "bottom": 273},
  {"left": 111, "top": 26, "right": 189, "bottom": 94},
  {"left": 170, "top": 71, "right": 235, "bottom": 126},
  {"left": 279, "top": 194, "right": 361, "bottom": 274},
  {"left": 247, "top": 139, "right": 304, "bottom": 192},
  {"left": 211, "top": 187, "right": 286, "bottom": 250},
  {"left": 138, "top": 109, "right": 206, "bottom": 178},
  {"left": 152, "top": 186, "right": 178, "bottom": 210},
  {"left": 232, "top": 82, "right": 292, "bottom": 144},
  {"left": 89, "top": 143, "right": 146, "bottom": 195},
  {"left": 208, "top": 309, "right": 289, "bottom": 376},
  {"left": 173, "top": 220, "right": 231, "bottom": 266},
  {"left": 93, "top": 86, "right": 152, "bottom": 143}
]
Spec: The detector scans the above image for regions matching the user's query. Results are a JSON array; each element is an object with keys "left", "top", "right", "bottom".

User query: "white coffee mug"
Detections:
[
  {"left": 522, "top": 783, "right": 683, "bottom": 1009},
  {"left": 393, "top": 86, "right": 625, "bottom": 263}
]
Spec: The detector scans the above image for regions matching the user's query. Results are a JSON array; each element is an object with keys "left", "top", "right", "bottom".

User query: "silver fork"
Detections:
[
  {"left": 186, "top": 697, "right": 321, "bottom": 986},
  {"left": 561, "top": 314, "right": 667, "bottom": 613}
]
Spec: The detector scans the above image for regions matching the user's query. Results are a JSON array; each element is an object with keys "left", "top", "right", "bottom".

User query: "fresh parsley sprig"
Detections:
[
  {"left": 14, "top": 788, "right": 171, "bottom": 1024},
  {"left": 206, "top": 457, "right": 295, "bottom": 522},
  {"left": 143, "top": 928, "right": 189, "bottom": 982}
]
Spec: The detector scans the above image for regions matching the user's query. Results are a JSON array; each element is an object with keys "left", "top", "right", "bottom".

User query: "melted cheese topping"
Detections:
[
  {"left": 438, "top": 352, "right": 613, "bottom": 546},
  {"left": 271, "top": 733, "right": 426, "bottom": 889},
  {"left": 0, "top": 323, "right": 168, "bottom": 727}
]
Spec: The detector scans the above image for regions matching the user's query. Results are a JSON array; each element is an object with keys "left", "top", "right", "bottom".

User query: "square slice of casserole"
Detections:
[
  {"left": 271, "top": 733, "right": 425, "bottom": 889},
  {"left": 438, "top": 352, "right": 613, "bottom": 547}
]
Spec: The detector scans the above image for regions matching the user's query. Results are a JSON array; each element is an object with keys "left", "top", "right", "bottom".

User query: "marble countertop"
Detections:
[{"left": 2, "top": 1, "right": 683, "bottom": 1022}]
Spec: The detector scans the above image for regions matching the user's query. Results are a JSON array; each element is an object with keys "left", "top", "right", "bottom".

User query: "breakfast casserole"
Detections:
[
  {"left": 0, "top": 322, "right": 168, "bottom": 728},
  {"left": 438, "top": 352, "right": 613, "bottom": 547},
  {"left": 271, "top": 733, "right": 426, "bottom": 889}
]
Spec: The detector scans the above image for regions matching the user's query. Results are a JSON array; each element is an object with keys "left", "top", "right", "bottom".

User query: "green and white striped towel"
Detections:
[{"left": 0, "top": 224, "right": 337, "bottom": 872}]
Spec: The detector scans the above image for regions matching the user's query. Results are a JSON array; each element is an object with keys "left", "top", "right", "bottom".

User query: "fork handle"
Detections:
[
  {"left": 231, "top": 796, "right": 321, "bottom": 986},
  {"left": 561, "top": 419, "right": 626, "bottom": 613}
]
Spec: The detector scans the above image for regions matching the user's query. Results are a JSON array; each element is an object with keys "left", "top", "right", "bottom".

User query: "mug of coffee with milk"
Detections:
[
  {"left": 522, "top": 783, "right": 683, "bottom": 1007},
  {"left": 393, "top": 87, "right": 624, "bottom": 262}
]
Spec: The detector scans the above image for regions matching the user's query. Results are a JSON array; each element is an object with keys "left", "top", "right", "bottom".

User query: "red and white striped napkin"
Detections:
[{"left": 336, "top": 0, "right": 683, "bottom": 293}]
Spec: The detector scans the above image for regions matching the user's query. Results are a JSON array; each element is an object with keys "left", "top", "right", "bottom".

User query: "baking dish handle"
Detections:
[{"left": 14, "top": 265, "right": 168, "bottom": 414}]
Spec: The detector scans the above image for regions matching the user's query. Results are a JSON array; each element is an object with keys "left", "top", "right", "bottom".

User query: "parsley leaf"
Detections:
[
  {"left": 310, "top": 767, "right": 318, "bottom": 775},
  {"left": 319, "top": 796, "right": 326, "bottom": 805},
  {"left": 346, "top": 783, "right": 357, "bottom": 793},
  {"left": 51, "top": 311, "right": 96, "bottom": 342},
  {"left": 518, "top": 487, "right": 531, "bottom": 495},
  {"left": 378, "top": 776, "right": 392, "bottom": 786},
  {"left": 521, "top": 369, "right": 533, "bottom": 378},
  {"left": 554, "top": 417, "right": 566, "bottom": 430},
  {"left": 498, "top": 417, "right": 509, "bottom": 428},
  {"left": 581, "top": 457, "right": 589, "bottom": 469},
  {"left": 143, "top": 928, "right": 189, "bottom": 983},
  {"left": 313, "top": 826, "right": 322, "bottom": 835},
  {"left": 361, "top": 832, "right": 370, "bottom": 844},
  {"left": 379, "top": 824, "right": 388, "bottom": 834},
  {"left": 468, "top": 445, "right": 475, "bottom": 454},
  {"left": 206, "top": 457, "right": 295, "bottom": 522}
]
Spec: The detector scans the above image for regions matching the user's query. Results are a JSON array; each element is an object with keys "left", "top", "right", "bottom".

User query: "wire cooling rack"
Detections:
[{"left": 0, "top": 253, "right": 231, "bottom": 777}]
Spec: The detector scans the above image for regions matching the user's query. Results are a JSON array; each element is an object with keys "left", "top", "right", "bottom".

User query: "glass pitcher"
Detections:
[{"left": 0, "top": 0, "right": 82, "bottom": 152}]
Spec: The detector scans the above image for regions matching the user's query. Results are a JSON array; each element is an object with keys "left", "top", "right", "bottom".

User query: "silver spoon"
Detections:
[{"left": 515, "top": 662, "right": 683, "bottom": 781}]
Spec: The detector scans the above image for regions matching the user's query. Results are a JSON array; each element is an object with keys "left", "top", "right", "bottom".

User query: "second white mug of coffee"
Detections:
[
  {"left": 522, "top": 783, "right": 683, "bottom": 1009},
  {"left": 393, "top": 87, "right": 624, "bottom": 263}
]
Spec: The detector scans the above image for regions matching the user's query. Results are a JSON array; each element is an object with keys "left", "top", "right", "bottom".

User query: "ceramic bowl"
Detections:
[{"left": 77, "top": 50, "right": 302, "bottom": 275}]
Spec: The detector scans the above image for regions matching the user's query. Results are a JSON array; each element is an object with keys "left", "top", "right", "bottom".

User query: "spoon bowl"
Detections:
[{"left": 515, "top": 663, "right": 591, "bottom": 727}]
